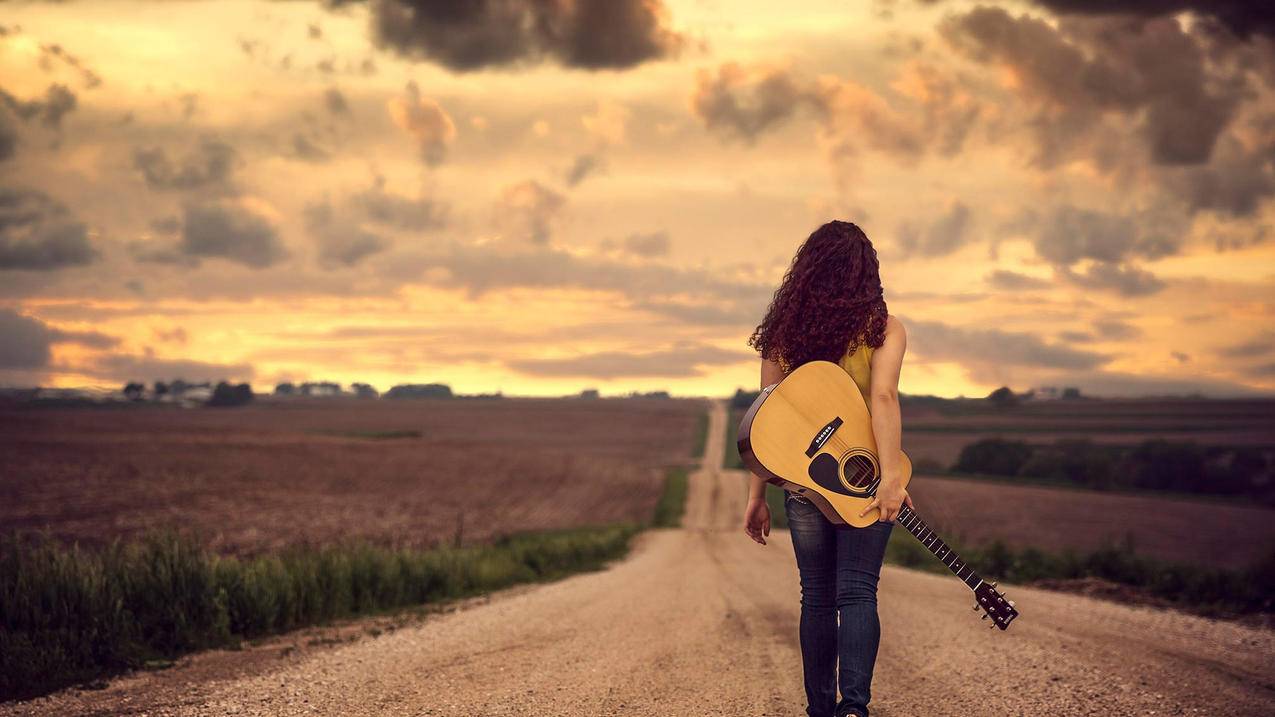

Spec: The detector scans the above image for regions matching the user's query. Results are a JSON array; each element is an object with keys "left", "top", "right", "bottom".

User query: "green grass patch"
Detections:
[
  {"left": 0, "top": 525, "right": 636, "bottom": 702},
  {"left": 652, "top": 466, "right": 690, "bottom": 528},
  {"left": 724, "top": 408, "right": 744, "bottom": 470},
  {"left": 691, "top": 409, "right": 709, "bottom": 460}
]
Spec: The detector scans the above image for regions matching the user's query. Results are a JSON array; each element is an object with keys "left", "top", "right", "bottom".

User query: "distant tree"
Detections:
[
  {"left": 274, "top": 382, "right": 296, "bottom": 395},
  {"left": 153, "top": 381, "right": 169, "bottom": 398},
  {"left": 579, "top": 388, "right": 600, "bottom": 399},
  {"left": 123, "top": 382, "right": 145, "bottom": 401},
  {"left": 731, "top": 388, "right": 761, "bottom": 410},
  {"left": 351, "top": 382, "right": 379, "bottom": 399},
  {"left": 1125, "top": 439, "right": 1204, "bottom": 492},
  {"left": 953, "top": 437, "right": 1034, "bottom": 476},
  {"left": 385, "top": 383, "right": 453, "bottom": 399},
  {"left": 986, "top": 386, "right": 1020, "bottom": 407},
  {"left": 208, "top": 381, "right": 254, "bottom": 407},
  {"left": 1061, "top": 386, "right": 1083, "bottom": 399}
]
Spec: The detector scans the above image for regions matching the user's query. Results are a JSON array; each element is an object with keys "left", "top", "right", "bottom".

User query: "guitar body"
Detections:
[
  {"left": 738, "top": 359, "right": 1020, "bottom": 629},
  {"left": 737, "top": 360, "right": 912, "bottom": 527}
]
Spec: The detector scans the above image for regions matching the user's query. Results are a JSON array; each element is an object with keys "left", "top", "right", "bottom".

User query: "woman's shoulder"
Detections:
[{"left": 884, "top": 313, "right": 905, "bottom": 335}]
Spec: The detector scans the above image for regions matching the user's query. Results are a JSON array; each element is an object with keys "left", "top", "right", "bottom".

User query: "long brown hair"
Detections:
[{"left": 747, "top": 220, "right": 888, "bottom": 373}]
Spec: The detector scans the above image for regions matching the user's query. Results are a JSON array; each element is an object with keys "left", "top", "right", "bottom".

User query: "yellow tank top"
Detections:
[{"left": 837, "top": 337, "right": 874, "bottom": 413}]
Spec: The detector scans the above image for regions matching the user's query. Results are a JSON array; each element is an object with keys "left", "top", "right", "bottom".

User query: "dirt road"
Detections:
[{"left": 10, "top": 401, "right": 1275, "bottom": 716}]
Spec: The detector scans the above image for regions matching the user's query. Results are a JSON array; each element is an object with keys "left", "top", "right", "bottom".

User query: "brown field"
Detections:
[
  {"left": 0, "top": 397, "right": 706, "bottom": 555},
  {"left": 909, "top": 474, "right": 1275, "bottom": 569}
]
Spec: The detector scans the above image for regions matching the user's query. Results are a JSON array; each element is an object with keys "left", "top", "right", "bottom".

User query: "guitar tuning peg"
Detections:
[
  {"left": 972, "top": 605, "right": 980, "bottom": 612},
  {"left": 988, "top": 623, "right": 995, "bottom": 630},
  {"left": 980, "top": 614, "right": 988, "bottom": 620},
  {"left": 1008, "top": 600, "right": 1016, "bottom": 607},
  {"left": 990, "top": 581, "right": 998, "bottom": 588}
]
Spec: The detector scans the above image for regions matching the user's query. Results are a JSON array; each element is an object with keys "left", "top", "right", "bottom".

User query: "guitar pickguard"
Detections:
[{"left": 807, "top": 449, "right": 881, "bottom": 497}]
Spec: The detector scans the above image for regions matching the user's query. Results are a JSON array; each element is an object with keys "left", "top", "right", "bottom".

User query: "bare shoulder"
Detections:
[{"left": 885, "top": 314, "right": 906, "bottom": 339}]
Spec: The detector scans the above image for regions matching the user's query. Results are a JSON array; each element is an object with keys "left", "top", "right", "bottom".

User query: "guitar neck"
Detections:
[{"left": 895, "top": 506, "right": 985, "bottom": 591}]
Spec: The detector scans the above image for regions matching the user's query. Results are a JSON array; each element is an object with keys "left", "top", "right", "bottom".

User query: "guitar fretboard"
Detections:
[{"left": 895, "top": 506, "right": 983, "bottom": 591}]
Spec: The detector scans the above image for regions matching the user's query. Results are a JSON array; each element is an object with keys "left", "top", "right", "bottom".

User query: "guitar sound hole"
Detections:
[{"left": 842, "top": 454, "right": 877, "bottom": 489}]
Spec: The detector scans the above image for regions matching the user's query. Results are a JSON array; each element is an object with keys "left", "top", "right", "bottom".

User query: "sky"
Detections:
[{"left": 1, "top": 0, "right": 1273, "bottom": 398}]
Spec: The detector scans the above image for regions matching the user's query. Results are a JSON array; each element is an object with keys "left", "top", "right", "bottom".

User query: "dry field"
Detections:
[
  {"left": 909, "top": 475, "right": 1275, "bottom": 569},
  {"left": 0, "top": 397, "right": 706, "bottom": 555}
]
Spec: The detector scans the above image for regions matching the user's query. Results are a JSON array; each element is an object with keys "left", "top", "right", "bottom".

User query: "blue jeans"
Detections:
[{"left": 784, "top": 492, "right": 893, "bottom": 717}]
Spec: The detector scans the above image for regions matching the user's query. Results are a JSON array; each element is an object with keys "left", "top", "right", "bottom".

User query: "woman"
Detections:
[{"left": 742, "top": 219, "right": 911, "bottom": 717}]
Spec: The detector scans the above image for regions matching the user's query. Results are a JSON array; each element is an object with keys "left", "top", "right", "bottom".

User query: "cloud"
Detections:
[
  {"left": 324, "top": 87, "right": 349, "bottom": 115},
  {"left": 1218, "top": 331, "right": 1275, "bottom": 359},
  {"left": 581, "top": 99, "right": 631, "bottom": 144},
  {"left": 690, "top": 62, "right": 812, "bottom": 144},
  {"left": 897, "top": 200, "right": 972, "bottom": 258},
  {"left": 563, "top": 152, "right": 605, "bottom": 187},
  {"left": 1056, "top": 260, "right": 1166, "bottom": 296},
  {"left": 1164, "top": 133, "right": 1275, "bottom": 219},
  {"left": 0, "top": 308, "right": 117, "bottom": 368},
  {"left": 494, "top": 179, "right": 566, "bottom": 246},
  {"left": 38, "top": 42, "right": 103, "bottom": 89},
  {"left": 899, "top": 314, "right": 1111, "bottom": 370},
  {"left": 134, "top": 200, "right": 287, "bottom": 269},
  {"left": 387, "top": 81, "right": 456, "bottom": 165},
  {"left": 0, "top": 83, "right": 77, "bottom": 131},
  {"left": 621, "top": 230, "right": 671, "bottom": 258},
  {"left": 1026, "top": 0, "right": 1275, "bottom": 42},
  {"left": 88, "top": 353, "right": 255, "bottom": 384},
  {"left": 304, "top": 197, "right": 391, "bottom": 268},
  {"left": 0, "top": 187, "right": 97, "bottom": 270},
  {"left": 507, "top": 342, "right": 751, "bottom": 378},
  {"left": 985, "top": 269, "right": 1051, "bottom": 290},
  {"left": 1093, "top": 317, "right": 1142, "bottom": 339},
  {"left": 364, "top": 0, "right": 684, "bottom": 71},
  {"left": 132, "top": 137, "right": 240, "bottom": 191},
  {"left": 291, "top": 133, "right": 332, "bottom": 162},
  {"left": 937, "top": 7, "right": 1246, "bottom": 168},
  {"left": 350, "top": 179, "right": 447, "bottom": 231}
]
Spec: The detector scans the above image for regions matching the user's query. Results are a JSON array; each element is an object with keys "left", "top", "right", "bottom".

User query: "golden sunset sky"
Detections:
[{"left": 2, "top": 0, "right": 1273, "bottom": 398}]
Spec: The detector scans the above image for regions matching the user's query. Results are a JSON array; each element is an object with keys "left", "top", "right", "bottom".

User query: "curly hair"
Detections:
[{"left": 747, "top": 220, "right": 888, "bottom": 374}]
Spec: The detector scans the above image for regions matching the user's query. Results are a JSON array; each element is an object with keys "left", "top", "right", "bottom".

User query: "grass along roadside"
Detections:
[{"left": 0, "top": 464, "right": 696, "bottom": 703}]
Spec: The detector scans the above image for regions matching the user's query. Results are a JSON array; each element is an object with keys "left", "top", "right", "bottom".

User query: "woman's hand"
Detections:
[
  {"left": 743, "top": 497, "right": 771, "bottom": 545},
  {"left": 858, "top": 480, "right": 913, "bottom": 523}
]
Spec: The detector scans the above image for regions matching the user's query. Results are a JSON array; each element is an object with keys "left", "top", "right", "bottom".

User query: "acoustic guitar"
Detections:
[{"left": 736, "top": 360, "right": 1019, "bottom": 630}]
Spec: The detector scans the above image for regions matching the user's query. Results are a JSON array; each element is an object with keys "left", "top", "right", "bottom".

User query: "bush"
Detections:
[
  {"left": 0, "top": 526, "right": 636, "bottom": 701},
  {"left": 952, "top": 438, "right": 1033, "bottom": 476}
]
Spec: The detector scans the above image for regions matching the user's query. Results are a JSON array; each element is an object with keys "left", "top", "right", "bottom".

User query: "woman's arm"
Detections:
[
  {"left": 859, "top": 315, "right": 912, "bottom": 522},
  {"left": 746, "top": 357, "right": 786, "bottom": 502},
  {"left": 744, "top": 356, "right": 787, "bottom": 545}
]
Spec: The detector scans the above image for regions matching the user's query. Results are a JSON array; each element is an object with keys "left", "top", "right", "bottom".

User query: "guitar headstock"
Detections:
[{"left": 973, "top": 581, "right": 1018, "bottom": 630}]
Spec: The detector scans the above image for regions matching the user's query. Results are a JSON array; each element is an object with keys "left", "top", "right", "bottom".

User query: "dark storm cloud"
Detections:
[
  {"left": 0, "top": 187, "right": 97, "bottom": 270},
  {"left": 134, "top": 201, "right": 287, "bottom": 269},
  {"left": 359, "top": 0, "right": 684, "bottom": 72},
  {"left": 132, "top": 137, "right": 240, "bottom": 191},
  {"left": 937, "top": 7, "right": 1246, "bottom": 168},
  {"left": 1026, "top": 1, "right": 1275, "bottom": 41},
  {"left": 1057, "top": 261, "right": 1165, "bottom": 296},
  {"left": 985, "top": 269, "right": 1051, "bottom": 291},
  {"left": 899, "top": 314, "right": 1111, "bottom": 370},
  {"left": 1166, "top": 133, "right": 1275, "bottom": 219},
  {"left": 302, "top": 180, "right": 446, "bottom": 268},
  {"left": 0, "top": 308, "right": 117, "bottom": 368},
  {"left": 507, "top": 342, "right": 751, "bottom": 379}
]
